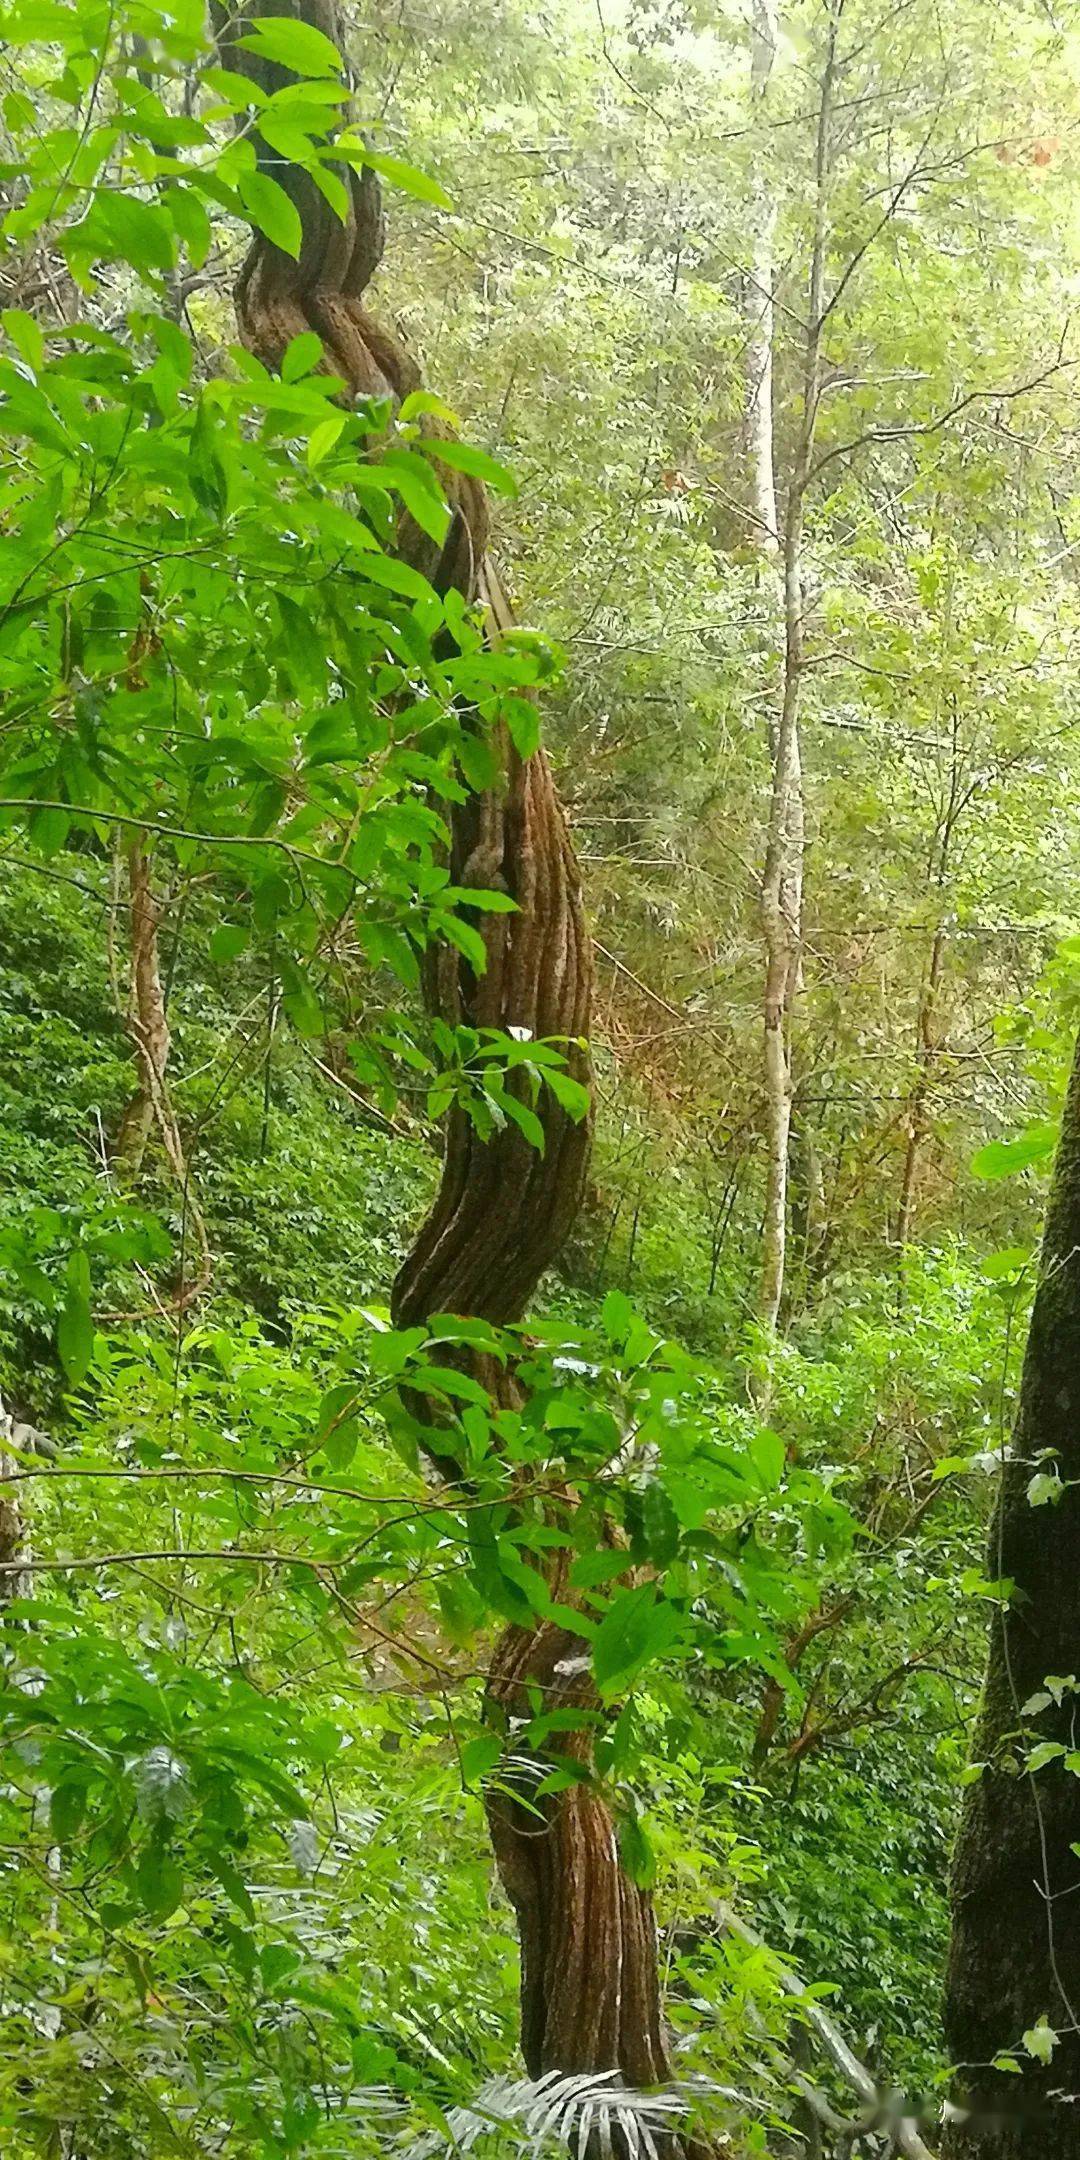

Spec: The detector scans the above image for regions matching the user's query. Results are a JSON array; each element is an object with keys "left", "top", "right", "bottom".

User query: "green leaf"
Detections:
[
  {"left": 500, "top": 1092, "right": 545, "bottom": 1152},
  {"left": 57, "top": 1285, "right": 93, "bottom": 1386},
  {"left": 135, "top": 1846, "right": 184, "bottom": 1920},
  {"left": 601, "top": 1289, "right": 633, "bottom": 1342},
  {"left": 283, "top": 330, "right": 324, "bottom": 381},
  {"left": 65, "top": 190, "right": 176, "bottom": 278},
  {"left": 209, "top": 1854, "right": 256, "bottom": 1923},
  {"left": 1026, "top": 1741, "right": 1067, "bottom": 1772},
  {"left": 27, "top": 803, "right": 69, "bottom": 857},
  {"left": 421, "top": 436, "right": 518, "bottom": 495},
  {"left": 237, "top": 169, "right": 303, "bottom": 257},
  {"left": 49, "top": 1781, "right": 87, "bottom": 1840},
  {"left": 188, "top": 394, "right": 229, "bottom": 519},
  {"left": 237, "top": 16, "right": 344, "bottom": 77},
  {"left": 505, "top": 696, "right": 541, "bottom": 759},
  {"left": 982, "top": 1246, "right": 1033, "bottom": 1280},
  {"left": 749, "top": 1427, "right": 785, "bottom": 1491},
  {"left": 543, "top": 1066, "right": 590, "bottom": 1121},
  {"left": 349, "top": 148, "right": 451, "bottom": 208},
  {"left": 459, "top": 1733, "right": 501, "bottom": 1786},
  {"left": 618, "top": 1808, "right": 656, "bottom": 1889},
  {"left": 281, "top": 968, "right": 323, "bottom": 1038},
  {"left": 316, "top": 1380, "right": 359, "bottom": 1469},
  {"left": 307, "top": 414, "right": 346, "bottom": 466},
  {"left": 209, "top": 925, "right": 249, "bottom": 966},
  {"left": 593, "top": 1585, "right": 681, "bottom": 1698},
  {"left": 2, "top": 306, "right": 43, "bottom": 373},
  {"left": 260, "top": 1941, "right": 303, "bottom": 1989},
  {"left": 399, "top": 389, "right": 461, "bottom": 428},
  {"left": 971, "top": 1125, "right": 1058, "bottom": 1181},
  {"left": 1028, "top": 1471, "right": 1064, "bottom": 1507},
  {"left": 642, "top": 1483, "right": 680, "bottom": 1567},
  {"left": 167, "top": 185, "right": 212, "bottom": 268},
  {"left": 1022, "top": 2020, "right": 1058, "bottom": 2064}
]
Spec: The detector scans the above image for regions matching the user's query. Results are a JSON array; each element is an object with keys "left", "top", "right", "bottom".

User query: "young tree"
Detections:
[{"left": 755, "top": 0, "right": 839, "bottom": 1337}]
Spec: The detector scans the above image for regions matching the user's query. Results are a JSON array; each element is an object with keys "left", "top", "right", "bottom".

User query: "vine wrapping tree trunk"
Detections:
[
  {"left": 217, "top": 0, "right": 701, "bottom": 2125},
  {"left": 943, "top": 1032, "right": 1080, "bottom": 2158}
]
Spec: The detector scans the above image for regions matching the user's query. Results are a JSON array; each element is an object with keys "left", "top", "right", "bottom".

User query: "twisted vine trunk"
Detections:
[{"left": 218, "top": 0, "right": 686, "bottom": 2109}]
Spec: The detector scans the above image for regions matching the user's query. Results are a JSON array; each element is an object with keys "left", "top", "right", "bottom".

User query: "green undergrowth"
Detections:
[{"left": 0, "top": 852, "right": 1007, "bottom": 2130}]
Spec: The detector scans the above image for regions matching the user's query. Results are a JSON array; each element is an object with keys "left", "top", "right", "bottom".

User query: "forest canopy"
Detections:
[{"left": 1, "top": 0, "right": 1080, "bottom": 2155}]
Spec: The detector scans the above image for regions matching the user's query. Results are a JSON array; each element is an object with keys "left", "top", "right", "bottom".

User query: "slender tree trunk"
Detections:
[
  {"left": 0, "top": 1398, "right": 29, "bottom": 1608},
  {"left": 744, "top": 0, "right": 779, "bottom": 553},
  {"left": 894, "top": 920, "right": 946, "bottom": 1248},
  {"left": 942, "top": 1032, "right": 1080, "bottom": 2157},
  {"left": 896, "top": 699, "right": 961, "bottom": 1248},
  {"left": 115, "top": 836, "right": 171, "bottom": 1174},
  {"left": 756, "top": 9, "right": 838, "bottom": 1334},
  {"left": 114, "top": 834, "right": 211, "bottom": 1301}
]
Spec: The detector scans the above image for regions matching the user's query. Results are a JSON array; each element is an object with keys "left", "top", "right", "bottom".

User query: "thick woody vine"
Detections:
[{"left": 214, "top": 0, "right": 708, "bottom": 2124}]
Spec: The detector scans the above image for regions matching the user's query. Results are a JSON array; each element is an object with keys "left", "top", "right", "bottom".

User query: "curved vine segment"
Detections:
[
  {"left": 485, "top": 1591, "right": 674, "bottom": 2088},
  {"left": 218, "top": 0, "right": 685, "bottom": 2115}
]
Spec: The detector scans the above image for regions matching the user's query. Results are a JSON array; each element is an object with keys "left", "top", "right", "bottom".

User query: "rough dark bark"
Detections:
[
  {"left": 485, "top": 1590, "right": 673, "bottom": 2090},
  {"left": 943, "top": 1031, "right": 1080, "bottom": 2157},
  {"left": 218, "top": 0, "right": 686, "bottom": 2119}
]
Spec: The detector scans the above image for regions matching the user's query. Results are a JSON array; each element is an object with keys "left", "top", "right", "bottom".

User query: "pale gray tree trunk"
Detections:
[
  {"left": 756, "top": 7, "right": 838, "bottom": 1336},
  {"left": 744, "top": 0, "right": 779, "bottom": 553}
]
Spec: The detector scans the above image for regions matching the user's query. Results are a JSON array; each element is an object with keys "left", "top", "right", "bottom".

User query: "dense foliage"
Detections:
[{"left": 0, "top": 0, "right": 1078, "bottom": 2153}]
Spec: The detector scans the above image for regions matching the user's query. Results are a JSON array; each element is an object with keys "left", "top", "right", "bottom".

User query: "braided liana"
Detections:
[{"left": 216, "top": 1, "right": 704, "bottom": 2126}]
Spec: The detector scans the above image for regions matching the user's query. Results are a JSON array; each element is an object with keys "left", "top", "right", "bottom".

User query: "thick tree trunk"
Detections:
[
  {"left": 217, "top": 1, "right": 694, "bottom": 2122},
  {"left": 942, "top": 1032, "right": 1080, "bottom": 2156}
]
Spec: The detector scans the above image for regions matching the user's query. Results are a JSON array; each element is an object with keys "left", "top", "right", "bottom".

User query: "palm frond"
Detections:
[{"left": 408, "top": 2065, "right": 746, "bottom": 2160}]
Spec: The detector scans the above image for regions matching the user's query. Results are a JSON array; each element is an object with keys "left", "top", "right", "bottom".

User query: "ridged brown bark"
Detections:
[
  {"left": 942, "top": 1033, "right": 1080, "bottom": 2157},
  {"left": 218, "top": 0, "right": 686, "bottom": 2114}
]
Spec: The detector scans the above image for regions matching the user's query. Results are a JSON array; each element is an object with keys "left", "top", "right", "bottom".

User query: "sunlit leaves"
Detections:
[
  {"left": 236, "top": 167, "right": 304, "bottom": 257},
  {"left": 593, "top": 1585, "right": 682, "bottom": 1697},
  {"left": 970, "top": 1124, "right": 1058, "bottom": 1181},
  {"left": 236, "top": 14, "right": 345, "bottom": 79}
]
